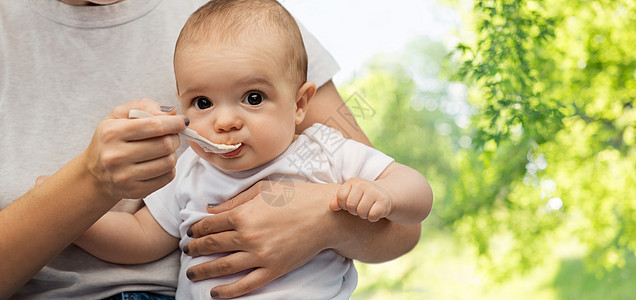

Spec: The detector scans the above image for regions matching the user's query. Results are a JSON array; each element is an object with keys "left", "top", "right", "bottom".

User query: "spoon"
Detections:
[{"left": 128, "top": 109, "right": 241, "bottom": 154}]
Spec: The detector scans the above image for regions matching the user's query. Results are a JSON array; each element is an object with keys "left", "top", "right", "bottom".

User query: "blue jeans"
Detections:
[{"left": 102, "top": 292, "right": 175, "bottom": 300}]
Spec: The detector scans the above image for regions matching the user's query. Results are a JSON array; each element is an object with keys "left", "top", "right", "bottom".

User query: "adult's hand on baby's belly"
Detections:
[{"left": 184, "top": 181, "right": 341, "bottom": 298}]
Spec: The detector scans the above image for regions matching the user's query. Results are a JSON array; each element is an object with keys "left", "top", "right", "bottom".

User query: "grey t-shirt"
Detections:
[{"left": 0, "top": 0, "right": 339, "bottom": 298}]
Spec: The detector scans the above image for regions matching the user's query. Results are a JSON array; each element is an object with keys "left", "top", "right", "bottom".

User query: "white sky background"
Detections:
[{"left": 281, "top": 0, "right": 461, "bottom": 84}]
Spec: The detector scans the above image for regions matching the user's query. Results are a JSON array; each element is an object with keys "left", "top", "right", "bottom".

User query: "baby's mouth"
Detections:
[
  {"left": 218, "top": 144, "right": 244, "bottom": 158},
  {"left": 202, "top": 142, "right": 242, "bottom": 153}
]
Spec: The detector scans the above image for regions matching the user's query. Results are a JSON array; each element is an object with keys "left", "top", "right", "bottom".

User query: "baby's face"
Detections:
[{"left": 175, "top": 41, "right": 301, "bottom": 171}]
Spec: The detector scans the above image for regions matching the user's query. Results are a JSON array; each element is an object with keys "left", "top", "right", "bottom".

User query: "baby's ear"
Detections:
[{"left": 294, "top": 82, "right": 316, "bottom": 125}]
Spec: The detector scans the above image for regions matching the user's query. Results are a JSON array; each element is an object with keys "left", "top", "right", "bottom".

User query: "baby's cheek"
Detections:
[{"left": 249, "top": 136, "right": 276, "bottom": 159}]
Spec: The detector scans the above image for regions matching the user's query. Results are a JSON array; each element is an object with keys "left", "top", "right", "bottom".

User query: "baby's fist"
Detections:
[{"left": 332, "top": 178, "right": 392, "bottom": 222}]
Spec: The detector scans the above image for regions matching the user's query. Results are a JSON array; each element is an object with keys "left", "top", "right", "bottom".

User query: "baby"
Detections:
[{"left": 75, "top": 0, "right": 433, "bottom": 298}]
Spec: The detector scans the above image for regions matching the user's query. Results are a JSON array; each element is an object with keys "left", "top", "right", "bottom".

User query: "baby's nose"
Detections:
[{"left": 214, "top": 109, "right": 243, "bottom": 132}]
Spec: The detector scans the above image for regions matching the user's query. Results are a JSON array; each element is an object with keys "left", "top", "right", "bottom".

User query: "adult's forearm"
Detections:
[
  {"left": 0, "top": 100, "right": 185, "bottom": 297},
  {"left": 0, "top": 155, "right": 118, "bottom": 298},
  {"left": 328, "top": 209, "right": 421, "bottom": 263}
]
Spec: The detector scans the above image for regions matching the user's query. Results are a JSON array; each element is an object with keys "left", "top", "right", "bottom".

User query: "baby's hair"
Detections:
[{"left": 175, "top": 0, "right": 308, "bottom": 88}]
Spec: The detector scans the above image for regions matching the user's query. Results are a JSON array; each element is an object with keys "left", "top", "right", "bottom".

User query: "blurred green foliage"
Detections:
[
  {"left": 342, "top": 0, "right": 636, "bottom": 294},
  {"left": 453, "top": 0, "right": 636, "bottom": 275}
]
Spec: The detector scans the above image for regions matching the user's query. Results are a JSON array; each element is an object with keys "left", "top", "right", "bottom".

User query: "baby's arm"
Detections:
[
  {"left": 74, "top": 206, "right": 179, "bottom": 264},
  {"left": 329, "top": 162, "right": 433, "bottom": 225}
]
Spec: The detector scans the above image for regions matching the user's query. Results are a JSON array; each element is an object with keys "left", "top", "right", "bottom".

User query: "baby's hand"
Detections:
[{"left": 329, "top": 177, "right": 392, "bottom": 222}]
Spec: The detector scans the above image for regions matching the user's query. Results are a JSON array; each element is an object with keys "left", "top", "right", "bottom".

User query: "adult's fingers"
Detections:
[
  {"left": 207, "top": 181, "right": 264, "bottom": 214},
  {"left": 209, "top": 268, "right": 274, "bottom": 299},
  {"left": 188, "top": 212, "right": 236, "bottom": 239},
  {"left": 98, "top": 132, "right": 181, "bottom": 165},
  {"left": 185, "top": 252, "right": 255, "bottom": 282},
  {"left": 82, "top": 99, "right": 185, "bottom": 200},
  {"left": 109, "top": 98, "right": 177, "bottom": 119},
  {"left": 129, "top": 152, "right": 179, "bottom": 181},
  {"left": 92, "top": 134, "right": 180, "bottom": 186},
  {"left": 107, "top": 98, "right": 186, "bottom": 141},
  {"left": 184, "top": 230, "right": 242, "bottom": 257},
  {"left": 115, "top": 166, "right": 177, "bottom": 200},
  {"left": 115, "top": 116, "right": 188, "bottom": 142}
]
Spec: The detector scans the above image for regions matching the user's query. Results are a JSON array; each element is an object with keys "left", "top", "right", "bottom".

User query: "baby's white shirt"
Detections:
[{"left": 145, "top": 124, "right": 394, "bottom": 299}]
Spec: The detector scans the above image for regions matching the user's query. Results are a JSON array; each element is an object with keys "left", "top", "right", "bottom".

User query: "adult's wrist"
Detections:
[
  {"left": 300, "top": 183, "right": 342, "bottom": 249},
  {"left": 325, "top": 207, "right": 422, "bottom": 263},
  {"left": 76, "top": 150, "right": 121, "bottom": 205},
  {"left": 314, "top": 183, "right": 369, "bottom": 253}
]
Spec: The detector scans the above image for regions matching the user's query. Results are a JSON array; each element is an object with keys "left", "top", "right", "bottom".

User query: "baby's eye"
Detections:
[
  {"left": 193, "top": 97, "right": 213, "bottom": 110},
  {"left": 243, "top": 92, "right": 264, "bottom": 106}
]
